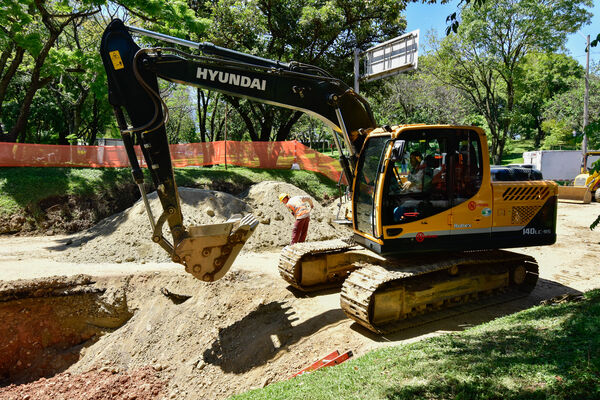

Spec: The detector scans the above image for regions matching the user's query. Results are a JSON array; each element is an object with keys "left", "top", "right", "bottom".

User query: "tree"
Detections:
[
  {"left": 366, "top": 55, "right": 472, "bottom": 126},
  {"left": 430, "top": 0, "right": 592, "bottom": 164},
  {"left": 291, "top": 114, "right": 331, "bottom": 149},
  {"left": 2, "top": 1, "right": 102, "bottom": 143},
  {"left": 162, "top": 84, "right": 197, "bottom": 143},
  {"left": 543, "top": 63, "right": 600, "bottom": 149},
  {"left": 0, "top": 0, "right": 208, "bottom": 143},
  {"left": 513, "top": 52, "right": 583, "bottom": 148},
  {"left": 202, "top": 0, "right": 407, "bottom": 142}
]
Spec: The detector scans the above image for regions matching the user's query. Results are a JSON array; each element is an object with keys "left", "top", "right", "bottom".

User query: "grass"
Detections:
[
  {"left": 231, "top": 290, "right": 600, "bottom": 400},
  {"left": 0, "top": 167, "right": 133, "bottom": 215},
  {"left": 174, "top": 165, "right": 340, "bottom": 199},
  {"left": 501, "top": 139, "right": 536, "bottom": 165},
  {"left": 0, "top": 165, "right": 340, "bottom": 217}
]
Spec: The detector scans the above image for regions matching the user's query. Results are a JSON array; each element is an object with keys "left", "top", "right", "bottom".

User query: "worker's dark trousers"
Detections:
[{"left": 291, "top": 217, "right": 310, "bottom": 244}]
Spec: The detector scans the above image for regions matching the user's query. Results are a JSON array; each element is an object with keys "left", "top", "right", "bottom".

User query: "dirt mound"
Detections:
[
  {"left": 61, "top": 188, "right": 251, "bottom": 264},
  {"left": 1, "top": 203, "right": 599, "bottom": 399},
  {"left": 67, "top": 271, "right": 302, "bottom": 399},
  {"left": 242, "top": 181, "right": 345, "bottom": 251},
  {"left": 61, "top": 182, "right": 346, "bottom": 264},
  {"left": 0, "top": 271, "right": 363, "bottom": 400}
]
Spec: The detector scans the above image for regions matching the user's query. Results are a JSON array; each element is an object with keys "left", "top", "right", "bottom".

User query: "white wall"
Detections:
[{"left": 523, "top": 150, "right": 600, "bottom": 180}]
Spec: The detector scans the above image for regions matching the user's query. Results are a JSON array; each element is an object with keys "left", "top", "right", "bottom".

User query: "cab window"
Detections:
[
  {"left": 383, "top": 134, "right": 450, "bottom": 225},
  {"left": 453, "top": 130, "right": 483, "bottom": 204}
]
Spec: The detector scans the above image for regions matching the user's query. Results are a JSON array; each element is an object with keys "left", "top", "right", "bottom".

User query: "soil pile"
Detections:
[
  {"left": 62, "top": 182, "right": 346, "bottom": 264},
  {"left": 0, "top": 271, "right": 363, "bottom": 400},
  {"left": 62, "top": 188, "right": 251, "bottom": 264},
  {"left": 242, "top": 181, "right": 344, "bottom": 251}
]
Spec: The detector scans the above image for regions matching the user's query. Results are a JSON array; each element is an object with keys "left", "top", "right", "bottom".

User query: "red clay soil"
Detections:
[
  {"left": 0, "top": 275, "right": 132, "bottom": 385},
  {"left": 0, "top": 367, "right": 165, "bottom": 400}
]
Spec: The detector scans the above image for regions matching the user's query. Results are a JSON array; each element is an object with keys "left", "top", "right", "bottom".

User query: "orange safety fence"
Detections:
[{"left": 0, "top": 141, "right": 345, "bottom": 183}]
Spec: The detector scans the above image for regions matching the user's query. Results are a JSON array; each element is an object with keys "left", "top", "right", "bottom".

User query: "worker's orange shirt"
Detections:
[{"left": 286, "top": 196, "right": 311, "bottom": 220}]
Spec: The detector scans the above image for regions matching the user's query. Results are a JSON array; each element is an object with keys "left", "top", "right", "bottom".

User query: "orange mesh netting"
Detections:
[{"left": 0, "top": 141, "right": 345, "bottom": 183}]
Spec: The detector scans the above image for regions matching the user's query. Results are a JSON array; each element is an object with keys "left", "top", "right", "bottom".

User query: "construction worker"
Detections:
[
  {"left": 403, "top": 151, "right": 426, "bottom": 192},
  {"left": 278, "top": 193, "right": 314, "bottom": 244}
]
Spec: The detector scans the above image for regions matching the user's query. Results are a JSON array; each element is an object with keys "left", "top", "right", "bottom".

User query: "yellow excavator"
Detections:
[
  {"left": 557, "top": 151, "right": 600, "bottom": 204},
  {"left": 100, "top": 20, "right": 557, "bottom": 333}
]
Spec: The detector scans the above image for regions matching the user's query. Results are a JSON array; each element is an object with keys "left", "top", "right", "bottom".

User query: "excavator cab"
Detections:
[{"left": 352, "top": 126, "right": 491, "bottom": 255}]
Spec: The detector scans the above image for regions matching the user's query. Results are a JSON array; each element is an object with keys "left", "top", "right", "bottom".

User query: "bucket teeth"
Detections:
[
  {"left": 176, "top": 213, "right": 259, "bottom": 282},
  {"left": 238, "top": 214, "right": 259, "bottom": 229}
]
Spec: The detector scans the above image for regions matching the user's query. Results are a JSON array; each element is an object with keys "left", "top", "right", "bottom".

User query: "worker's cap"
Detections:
[{"left": 278, "top": 193, "right": 289, "bottom": 202}]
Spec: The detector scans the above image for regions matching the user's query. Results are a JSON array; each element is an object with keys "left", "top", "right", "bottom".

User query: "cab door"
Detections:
[
  {"left": 353, "top": 135, "right": 389, "bottom": 239},
  {"left": 449, "top": 130, "right": 492, "bottom": 244},
  {"left": 379, "top": 133, "right": 454, "bottom": 248}
]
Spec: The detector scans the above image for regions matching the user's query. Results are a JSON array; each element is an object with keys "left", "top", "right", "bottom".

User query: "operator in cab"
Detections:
[{"left": 402, "top": 151, "right": 426, "bottom": 192}]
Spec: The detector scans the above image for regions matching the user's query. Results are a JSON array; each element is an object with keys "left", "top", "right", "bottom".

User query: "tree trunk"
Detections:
[
  {"left": 534, "top": 116, "right": 544, "bottom": 148},
  {"left": 68, "top": 87, "right": 90, "bottom": 144},
  {"left": 86, "top": 97, "right": 99, "bottom": 145},
  {"left": 7, "top": 27, "right": 59, "bottom": 142},
  {"left": 227, "top": 97, "right": 258, "bottom": 141},
  {"left": 0, "top": 43, "right": 12, "bottom": 77},
  {"left": 0, "top": 46, "right": 25, "bottom": 136},
  {"left": 9, "top": 75, "right": 53, "bottom": 142},
  {"left": 197, "top": 89, "right": 208, "bottom": 142},
  {"left": 275, "top": 111, "right": 303, "bottom": 142},
  {"left": 7, "top": 2, "right": 100, "bottom": 143}
]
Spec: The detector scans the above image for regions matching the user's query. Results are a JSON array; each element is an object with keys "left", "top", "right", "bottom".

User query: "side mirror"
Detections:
[{"left": 391, "top": 140, "right": 405, "bottom": 161}]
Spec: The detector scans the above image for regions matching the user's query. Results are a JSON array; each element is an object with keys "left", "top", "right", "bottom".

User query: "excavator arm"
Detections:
[{"left": 99, "top": 19, "right": 376, "bottom": 281}]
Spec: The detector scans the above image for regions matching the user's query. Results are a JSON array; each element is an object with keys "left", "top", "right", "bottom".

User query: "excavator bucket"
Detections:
[
  {"left": 558, "top": 173, "right": 592, "bottom": 204},
  {"left": 174, "top": 214, "right": 259, "bottom": 282},
  {"left": 557, "top": 186, "right": 592, "bottom": 204}
]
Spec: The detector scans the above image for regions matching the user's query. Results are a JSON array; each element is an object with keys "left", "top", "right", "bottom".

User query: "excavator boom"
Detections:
[
  {"left": 100, "top": 20, "right": 262, "bottom": 281},
  {"left": 99, "top": 19, "right": 375, "bottom": 281}
]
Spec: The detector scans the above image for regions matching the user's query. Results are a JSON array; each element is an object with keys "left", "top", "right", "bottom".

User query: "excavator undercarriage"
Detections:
[{"left": 279, "top": 243, "right": 539, "bottom": 333}]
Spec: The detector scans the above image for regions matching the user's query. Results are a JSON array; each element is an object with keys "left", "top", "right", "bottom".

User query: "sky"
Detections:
[{"left": 404, "top": 0, "right": 600, "bottom": 68}]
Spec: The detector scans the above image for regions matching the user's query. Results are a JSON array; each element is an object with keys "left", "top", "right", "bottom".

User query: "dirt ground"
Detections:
[{"left": 0, "top": 184, "right": 598, "bottom": 400}]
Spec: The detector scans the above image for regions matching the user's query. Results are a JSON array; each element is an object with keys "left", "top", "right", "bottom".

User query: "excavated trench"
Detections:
[{"left": 0, "top": 275, "right": 132, "bottom": 384}]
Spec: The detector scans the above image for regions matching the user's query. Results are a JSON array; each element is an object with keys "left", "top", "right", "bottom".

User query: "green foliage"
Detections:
[
  {"left": 514, "top": 52, "right": 583, "bottom": 147},
  {"left": 541, "top": 119, "right": 577, "bottom": 149},
  {"left": 231, "top": 290, "right": 600, "bottom": 400},
  {"left": 501, "top": 138, "right": 535, "bottom": 165},
  {"left": 366, "top": 55, "right": 472, "bottom": 126},
  {"left": 162, "top": 83, "right": 198, "bottom": 143},
  {"left": 203, "top": 0, "right": 407, "bottom": 142},
  {"left": 0, "top": 0, "right": 208, "bottom": 144},
  {"left": 543, "top": 64, "right": 600, "bottom": 149},
  {"left": 430, "top": 0, "right": 592, "bottom": 164},
  {"left": 290, "top": 115, "right": 331, "bottom": 147},
  {"left": 1, "top": 0, "right": 596, "bottom": 151}
]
